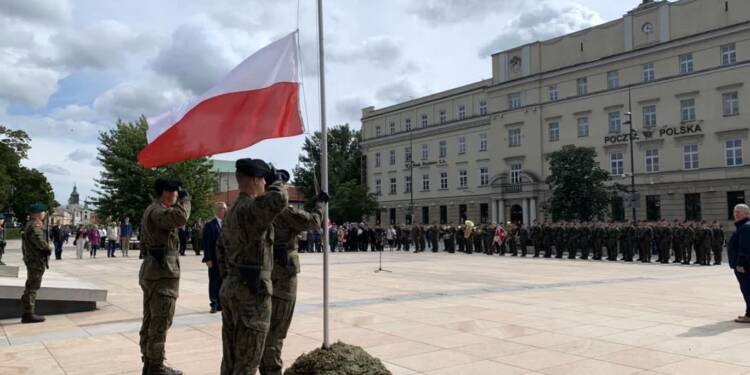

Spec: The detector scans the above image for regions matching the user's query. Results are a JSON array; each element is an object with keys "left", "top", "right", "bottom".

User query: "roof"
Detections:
[{"left": 210, "top": 159, "right": 235, "bottom": 173}]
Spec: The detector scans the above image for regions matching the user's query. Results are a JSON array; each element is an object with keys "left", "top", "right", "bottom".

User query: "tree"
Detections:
[
  {"left": 0, "top": 125, "right": 56, "bottom": 222},
  {"left": 545, "top": 145, "right": 611, "bottom": 221},
  {"left": 93, "top": 116, "right": 216, "bottom": 225},
  {"left": 292, "top": 124, "right": 378, "bottom": 224}
]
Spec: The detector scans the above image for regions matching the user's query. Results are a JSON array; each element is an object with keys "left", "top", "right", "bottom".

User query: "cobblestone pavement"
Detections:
[{"left": 2, "top": 241, "right": 750, "bottom": 374}]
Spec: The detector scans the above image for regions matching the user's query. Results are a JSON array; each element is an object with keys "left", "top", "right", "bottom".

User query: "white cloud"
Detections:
[
  {"left": 330, "top": 35, "right": 404, "bottom": 68},
  {"left": 38, "top": 163, "right": 70, "bottom": 176},
  {"left": 335, "top": 96, "right": 369, "bottom": 122},
  {"left": 478, "top": 1, "right": 602, "bottom": 57},
  {"left": 50, "top": 20, "right": 157, "bottom": 70},
  {"left": 0, "top": 0, "right": 71, "bottom": 24},
  {"left": 93, "top": 76, "right": 193, "bottom": 122},
  {"left": 375, "top": 79, "right": 421, "bottom": 105},
  {"left": 409, "top": 0, "right": 517, "bottom": 26},
  {"left": 0, "top": 63, "right": 62, "bottom": 108},
  {"left": 66, "top": 149, "right": 94, "bottom": 162}
]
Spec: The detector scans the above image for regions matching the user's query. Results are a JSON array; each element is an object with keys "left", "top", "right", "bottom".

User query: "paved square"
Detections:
[{"left": 2, "top": 242, "right": 750, "bottom": 374}]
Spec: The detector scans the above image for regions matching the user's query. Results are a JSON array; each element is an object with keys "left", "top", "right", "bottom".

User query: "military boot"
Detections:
[
  {"left": 146, "top": 363, "right": 183, "bottom": 375},
  {"left": 21, "top": 313, "right": 45, "bottom": 323}
]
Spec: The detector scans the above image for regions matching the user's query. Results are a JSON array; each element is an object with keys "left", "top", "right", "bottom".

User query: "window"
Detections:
[
  {"left": 458, "top": 169, "right": 468, "bottom": 188},
  {"left": 422, "top": 174, "right": 430, "bottom": 191},
  {"left": 440, "top": 172, "right": 448, "bottom": 189},
  {"left": 375, "top": 126, "right": 382, "bottom": 137},
  {"left": 457, "top": 104, "right": 466, "bottom": 120},
  {"left": 405, "top": 146, "right": 412, "bottom": 162},
  {"left": 609, "top": 152, "right": 624, "bottom": 176},
  {"left": 685, "top": 193, "right": 702, "bottom": 221},
  {"left": 389, "top": 177, "right": 397, "bottom": 194},
  {"left": 389, "top": 150, "right": 396, "bottom": 165},
  {"left": 404, "top": 176, "right": 411, "bottom": 194},
  {"left": 508, "top": 92, "right": 522, "bottom": 109},
  {"left": 479, "top": 167, "right": 489, "bottom": 186},
  {"left": 646, "top": 195, "right": 661, "bottom": 221},
  {"left": 375, "top": 152, "right": 381, "bottom": 167},
  {"left": 480, "top": 203, "right": 489, "bottom": 224},
  {"left": 726, "top": 139, "right": 743, "bottom": 166},
  {"left": 420, "top": 114, "right": 428, "bottom": 127},
  {"left": 389, "top": 122, "right": 396, "bottom": 134},
  {"left": 509, "top": 128, "right": 521, "bottom": 147},
  {"left": 439, "top": 110, "right": 447, "bottom": 123},
  {"left": 721, "top": 43, "right": 737, "bottom": 66},
  {"left": 683, "top": 144, "right": 699, "bottom": 169},
  {"left": 608, "top": 111, "right": 622, "bottom": 133},
  {"left": 643, "top": 105, "right": 657, "bottom": 128},
  {"left": 457, "top": 136, "right": 466, "bottom": 154},
  {"left": 607, "top": 70, "right": 620, "bottom": 89},
  {"left": 548, "top": 122, "right": 560, "bottom": 142},
  {"left": 439, "top": 140, "right": 447, "bottom": 158},
  {"left": 440, "top": 205, "right": 448, "bottom": 224},
  {"left": 680, "top": 98, "right": 696, "bottom": 122},
  {"left": 645, "top": 149, "right": 659, "bottom": 173},
  {"left": 728, "top": 191, "right": 747, "bottom": 220},
  {"left": 375, "top": 179, "right": 382, "bottom": 195},
  {"left": 577, "top": 77, "right": 588, "bottom": 95},
  {"left": 643, "top": 63, "right": 655, "bottom": 82},
  {"left": 723, "top": 92, "right": 739, "bottom": 116},
  {"left": 577, "top": 117, "right": 589, "bottom": 138},
  {"left": 479, "top": 100, "right": 488, "bottom": 115},
  {"left": 421, "top": 144, "right": 429, "bottom": 160},
  {"left": 479, "top": 133, "right": 488, "bottom": 152},
  {"left": 679, "top": 53, "right": 693, "bottom": 74},
  {"left": 548, "top": 85, "right": 559, "bottom": 101},
  {"left": 510, "top": 163, "right": 523, "bottom": 184},
  {"left": 405, "top": 118, "right": 411, "bottom": 131},
  {"left": 421, "top": 206, "right": 429, "bottom": 225}
]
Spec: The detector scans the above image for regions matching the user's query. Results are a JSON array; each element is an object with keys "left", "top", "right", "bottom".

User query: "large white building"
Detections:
[{"left": 361, "top": 0, "right": 750, "bottom": 226}]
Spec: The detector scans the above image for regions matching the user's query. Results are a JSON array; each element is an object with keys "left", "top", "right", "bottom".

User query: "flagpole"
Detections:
[{"left": 317, "top": 0, "right": 331, "bottom": 349}]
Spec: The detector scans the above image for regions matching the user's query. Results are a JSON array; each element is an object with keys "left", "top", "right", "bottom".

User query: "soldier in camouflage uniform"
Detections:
[
  {"left": 592, "top": 222, "right": 604, "bottom": 261},
  {"left": 697, "top": 221, "right": 713, "bottom": 266},
  {"left": 519, "top": 224, "right": 529, "bottom": 257},
  {"left": 530, "top": 221, "right": 542, "bottom": 258},
  {"left": 138, "top": 179, "right": 191, "bottom": 375},
  {"left": 220, "top": 159, "right": 288, "bottom": 375},
  {"left": 580, "top": 223, "right": 592, "bottom": 260},
  {"left": 638, "top": 221, "right": 653, "bottom": 263},
  {"left": 712, "top": 221, "right": 725, "bottom": 265},
  {"left": 507, "top": 224, "right": 517, "bottom": 256},
  {"left": 681, "top": 222, "right": 695, "bottom": 265},
  {"left": 260, "top": 173, "right": 325, "bottom": 375},
  {"left": 606, "top": 222, "right": 619, "bottom": 261},
  {"left": 671, "top": 221, "right": 683, "bottom": 264},
  {"left": 657, "top": 220, "right": 673, "bottom": 264},
  {"left": 542, "top": 222, "right": 554, "bottom": 258},
  {"left": 20, "top": 203, "right": 51, "bottom": 324},
  {"left": 620, "top": 221, "right": 635, "bottom": 262}
]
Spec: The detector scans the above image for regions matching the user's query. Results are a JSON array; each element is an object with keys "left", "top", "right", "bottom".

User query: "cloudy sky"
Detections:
[{"left": 0, "top": 0, "right": 641, "bottom": 204}]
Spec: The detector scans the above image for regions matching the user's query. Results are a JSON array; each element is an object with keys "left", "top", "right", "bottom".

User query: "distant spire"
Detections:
[{"left": 68, "top": 183, "right": 80, "bottom": 205}]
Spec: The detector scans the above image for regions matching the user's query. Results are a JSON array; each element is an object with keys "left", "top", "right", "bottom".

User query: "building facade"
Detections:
[{"left": 361, "top": 0, "right": 750, "bottom": 227}]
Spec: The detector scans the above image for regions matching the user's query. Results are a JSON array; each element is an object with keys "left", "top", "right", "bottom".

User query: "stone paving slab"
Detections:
[{"left": 1, "top": 241, "right": 750, "bottom": 374}]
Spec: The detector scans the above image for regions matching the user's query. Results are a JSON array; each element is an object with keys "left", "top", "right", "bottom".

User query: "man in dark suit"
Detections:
[
  {"left": 729, "top": 204, "right": 750, "bottom": 323},
  {"left": 202, "top": 201, "right": 227, "bottom": 313}
]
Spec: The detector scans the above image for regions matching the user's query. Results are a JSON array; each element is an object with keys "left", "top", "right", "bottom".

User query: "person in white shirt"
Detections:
[{"left": 106, "top": 223, "right": 119, "bottom": 258}]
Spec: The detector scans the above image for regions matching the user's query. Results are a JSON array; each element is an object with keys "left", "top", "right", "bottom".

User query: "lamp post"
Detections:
[
  {"left": 624, "top": 87, "right": 637, "bottom": 222},
  {"left": 408, "top": 123, "right": 414, "bottom": 225}
]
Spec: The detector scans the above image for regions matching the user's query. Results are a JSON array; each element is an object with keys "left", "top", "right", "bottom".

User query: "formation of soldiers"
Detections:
[{"left": 336, "top": 219, "right": 726, "bottom": 266}]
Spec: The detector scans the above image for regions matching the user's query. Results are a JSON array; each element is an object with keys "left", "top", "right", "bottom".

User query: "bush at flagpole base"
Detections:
[{"left": 284, "top": 341, "right": 392, "bottom": 375}]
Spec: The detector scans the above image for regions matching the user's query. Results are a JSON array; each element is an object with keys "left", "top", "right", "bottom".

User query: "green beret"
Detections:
[
  {"left": 236, "top": 158, "right": 271, "bottom": 177},
  {"left": 28, "top": 203, "right": 47, "bottom": 213}
]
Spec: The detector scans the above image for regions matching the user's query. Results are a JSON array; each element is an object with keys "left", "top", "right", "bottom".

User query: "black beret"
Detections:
[
  {"left": 236, "top": 158, "right": 271, "bottom": 177},
  {"left": 154, "top": 178, "right": 182, "bottom": 195}
]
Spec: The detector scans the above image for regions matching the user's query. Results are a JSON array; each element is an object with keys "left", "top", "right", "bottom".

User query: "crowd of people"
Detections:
[{"left": 314, "top": 219, "right": 727, "bottom": 265}]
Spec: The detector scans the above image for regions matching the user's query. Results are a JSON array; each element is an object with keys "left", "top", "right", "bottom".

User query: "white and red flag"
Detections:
[{"left": 138, "top": 32, "right": 304, "bottom": 168}]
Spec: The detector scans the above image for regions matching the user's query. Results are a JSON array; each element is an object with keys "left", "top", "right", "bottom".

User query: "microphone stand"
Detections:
[{"left": 375, "top": 239, "right": 391, "bottom": 273}]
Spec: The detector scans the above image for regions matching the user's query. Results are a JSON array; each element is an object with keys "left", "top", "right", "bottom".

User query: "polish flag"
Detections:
[{"left": 138, "top": 32, "right": 304, "bottom": 168}]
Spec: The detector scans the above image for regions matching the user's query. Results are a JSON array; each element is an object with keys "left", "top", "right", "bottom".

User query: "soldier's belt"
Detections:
[
  {"left": 233, "top": 265, "right": 271, "bottom": 294},
  {"left": 147, "top": 247, "right": 167, "bottom": 264}
]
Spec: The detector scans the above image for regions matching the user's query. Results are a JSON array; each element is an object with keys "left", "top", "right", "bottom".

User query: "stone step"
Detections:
[
  {"left": 0, "top": 269, "right": 107, "bottom": 319},
  {"left": 0, "top": 264, "right": 19, "bottom": 278}
]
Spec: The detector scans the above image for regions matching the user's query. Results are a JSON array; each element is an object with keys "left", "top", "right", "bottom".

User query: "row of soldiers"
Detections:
[{"left": 374, "top": 219, "right": 725, "bottom": 265}]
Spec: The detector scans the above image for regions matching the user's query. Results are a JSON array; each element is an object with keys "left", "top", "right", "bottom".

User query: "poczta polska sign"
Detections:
[{"left": 604, "top": 122, "right": 703, "bottom": 144}]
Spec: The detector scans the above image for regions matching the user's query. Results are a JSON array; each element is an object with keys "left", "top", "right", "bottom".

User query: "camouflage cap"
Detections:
[{"left": 236, "top": 158, "right": 271, "bottom": 177}]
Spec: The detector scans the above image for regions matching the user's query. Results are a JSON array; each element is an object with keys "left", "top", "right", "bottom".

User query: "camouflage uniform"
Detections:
[
  {"left": 682, "top": 224, "right": 695, "bottom": 264},
  {"left": 606, "top": 225, "right": 619, "bottom": 261},
  {"left": 712, "top": 225, "right": 725, "bottom": 265},
  {"left": 21, "top": 219, "right": 51, "bottom": 317},
  {"left": 220, "top": 181, "right": 288, "bottom": 375},
  {"left": 260, "top": 202, "right": 322, "bottom": 375},
  {"left": 530, "top": 223, "right": 542, "bottom": 257},
  {"left": 519, "top": 226, "right": 529, "bottom": 257}
]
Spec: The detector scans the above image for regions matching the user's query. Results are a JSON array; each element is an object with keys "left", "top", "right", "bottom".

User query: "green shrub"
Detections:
[
  {"left": 4, "top": 228, "right": 21, "bottom": 240},
  {"left": 284, "top": 342, "right": 391, "bottom": 375}
]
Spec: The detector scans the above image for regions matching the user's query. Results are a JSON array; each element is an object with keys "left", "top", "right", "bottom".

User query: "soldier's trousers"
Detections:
[
  {"left": 555, "top": 244, "right": 565, "bottom": 258},
  {"left": 713, "top": 245, "right": 723, "bottom": 265},
  {"left": 682, "top": 244, "right": 692, "bottom": 263},
  {"left": 621, "top": 241, "right": 633, "bottom": 261},
  {"left": 639, "top": 243, "right": 651, "bottom": 262},
  {"left": 139, "top": 278, "right": 179, "bottom": 364},
  {"left": 568, "top": 244, "right": 577, "bottom": 259},
  {"left": 606, "top": 242, "right": 618, "bottom": 260},
  {"left": 457, "top": 239, "right": 465, "bottom": 252},
  {"left": 658, "top": 242, "right": 670, "bottom": 263},
  {"left": 466, "top": 238, "right": 473, "bottom": 254},
  {"left": 431, "top": 239, "right": 439, "bottom": 252},
  {"left": 673, "top": 242, "right": 683, "bottom": 263},
  {"left": 509, "top": 240, "right": 517, "bottom": 255},
  {"left": 261, "top": 277, "right": 297, "bottom": 375},
  {"left": 543, "top": 242, "right": 553, "bottom": 258},
  {"left": 220, "top": 277, "right": 271, "bottom": 375},
  {"left": 21, "top": 264, "right": 45, "bottom": 314},
  {"left": 533, "top": 242, "right": 541, "bottom": 257}
]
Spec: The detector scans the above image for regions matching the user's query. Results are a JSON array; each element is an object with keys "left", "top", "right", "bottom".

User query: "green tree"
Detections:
[
  {"left": 0, "top": 125, "right": 56, "bottom": 222},
  {"left": 93, "top": 116, "right": 216, "bottom": 225},
  {"left": 292, "top": 124, "right": 378, "bottom": 223},
  {"left": 545, "top": 145, "right": 611, "bottom": 221}
]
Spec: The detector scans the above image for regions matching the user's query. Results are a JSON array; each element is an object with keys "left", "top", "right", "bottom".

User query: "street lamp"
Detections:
[
  {"left": 624, "top": 87, "right": 637, "bottom": 222},
  {"left": 408, "top": 123, "right": 415, "bottom": 225}
]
